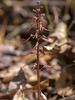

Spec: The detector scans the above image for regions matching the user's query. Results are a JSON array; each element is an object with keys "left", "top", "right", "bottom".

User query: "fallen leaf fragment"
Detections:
[
  {"left": 0, "top": 80, "right": 49, "bottom": 99},
  {"left": 57, "top": 87, "right": 73, "bottom": 96}
]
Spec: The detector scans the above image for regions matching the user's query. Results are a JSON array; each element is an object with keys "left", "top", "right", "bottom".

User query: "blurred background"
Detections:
[{"left": 0, "top": 0, "right": 75, "bottom": 100}]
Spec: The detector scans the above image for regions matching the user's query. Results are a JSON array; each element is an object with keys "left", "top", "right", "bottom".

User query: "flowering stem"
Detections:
[{"left": 36, "top": 8, "right": 40, "bottom": 100}]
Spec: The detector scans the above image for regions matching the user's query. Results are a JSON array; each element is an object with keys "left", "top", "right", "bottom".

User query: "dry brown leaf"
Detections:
[
  {"left": 42, "top": 22, "right": 70, "bottom": 55},
  {"left": 55, "top": 67, "right": 73, "bottom": 88},
  {"left": 0, "top": 66, "right": 20, "bottom": 83},
  {"left": 8, "top": 68, "right": 27, "bottom": 91},
  {"left": 49, "top": 22, "right": 67, "bottom": 39},
  {"left": 43, "top": 22, "right": 67, "bottom": 43},
  {"left": 22, "top": 65, "right": 37, "bottom": 83},
  {"left": 0, "top": 17, "right": 8, "bottom": 43},
  {"left": 0, "top": 80, "right": 49, "bottom": 99},
  {"left": 13, "top": 90, "right": 24, "bottom": 100},
  {"left": 13, "top": 86, "right": 25, "bottom": 100},
  {"left": 57, "top": 87, "right": 73, "bottom": 96},
  {"left": 0, "top": 56, "right": 13, "bottom": 69}
]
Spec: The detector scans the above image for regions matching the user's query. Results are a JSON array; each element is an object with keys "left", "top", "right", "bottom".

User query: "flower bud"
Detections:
[
  {"left": 33, "top": 16, "right": 37, "bottom": 20},
  {"left": 37, "top": 9, "right": 40, "bottom": 12},
  {"left": 36, "top": 1, "right": 40, "bottom": 4},
  {"left": 41, "top": 13, "right": 45, "bottom": 17}
]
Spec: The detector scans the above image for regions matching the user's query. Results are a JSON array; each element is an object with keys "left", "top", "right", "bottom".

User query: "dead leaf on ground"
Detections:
[
  {"left": 0, "top": 80, "right": 49, "bottom": 99},
  {"left": 56, "top": 87, "right": 73, "bottom": 96},
  {"left": 55, "top": 67, "right": 73, "bottom": 88},
  {"left": 0, "top": 66, "right": 21, "bottom": 83}
]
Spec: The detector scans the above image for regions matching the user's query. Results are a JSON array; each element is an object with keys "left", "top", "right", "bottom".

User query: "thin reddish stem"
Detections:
[{"left": 36, "top": 8, "right": 40, "bottom": 100}]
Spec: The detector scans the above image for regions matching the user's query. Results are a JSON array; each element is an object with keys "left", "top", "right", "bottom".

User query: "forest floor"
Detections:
[{"left": 0, "top": 0, "right": 75, "bottom": 100}]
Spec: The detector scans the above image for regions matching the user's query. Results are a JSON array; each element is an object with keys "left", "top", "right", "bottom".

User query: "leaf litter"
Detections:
[{"left": 0, "top": 0, "right": 75, "bottom": 100}]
